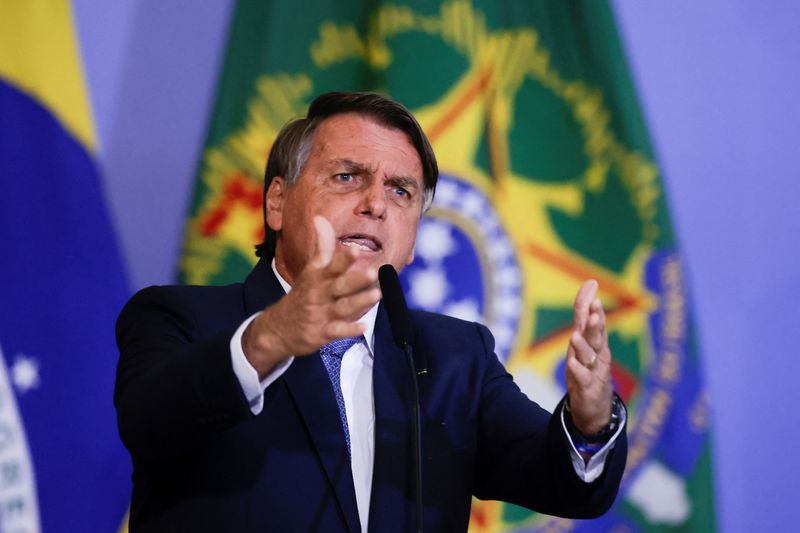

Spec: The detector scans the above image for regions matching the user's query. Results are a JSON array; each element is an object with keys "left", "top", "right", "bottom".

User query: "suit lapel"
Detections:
[
  {"left": 368, "top": 304, "right": 414, "bottom": 531},
  {"left": 283, "top": 356, "right": 361, "bottom": 532},
  {"left": 244, "top": 259, "right": 361, "bottom": 532}
]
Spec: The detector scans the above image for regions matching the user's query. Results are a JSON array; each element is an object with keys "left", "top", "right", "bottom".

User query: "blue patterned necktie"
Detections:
[{"left": 319, "top": 336, "right": 363, "bottom": 453}]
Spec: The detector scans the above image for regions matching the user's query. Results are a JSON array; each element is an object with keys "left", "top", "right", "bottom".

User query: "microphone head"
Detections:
[{"left": 378, "top": 264, "right": 413, "bottom": 347}]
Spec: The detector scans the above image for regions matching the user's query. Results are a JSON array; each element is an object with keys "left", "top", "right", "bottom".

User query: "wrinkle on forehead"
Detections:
[
  {"left": 329, "top": 158, "right": 375, "bottom": 175},
  {"left": 313, "top": 114, "right": 416, "bottom": 153}
]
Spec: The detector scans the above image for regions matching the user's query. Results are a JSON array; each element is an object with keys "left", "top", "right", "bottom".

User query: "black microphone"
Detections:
[
  {"left": 378, "top": 264, "right": 413, "bottom": 345},
  {"left": 379, "top": 265, "right": 417, "bottom": 351},
  {"left": 378, "top": 264, "right": 428, "bottom": 375},
  {"left": 378, "top": 264, "right": 424, "bottom": 533}
]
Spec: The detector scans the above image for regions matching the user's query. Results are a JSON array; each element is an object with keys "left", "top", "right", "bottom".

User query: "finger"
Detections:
[
  {"left": 570, "top": 330, "right": 599, "bottom": 369},
  {"left": 323, "top": 320, "right": 367, "bottom": 340},
  {"left": 573, "top": 280, "right": 598, "bottom": 331},
  {"left": 326, "top": 245, "right": 361, "bottom": 277},
  {"left": 591, "top": 297, "right": 607, "bottom": 335},
  {"left": 310, "top": 216, "right": 336, "bottom": 268},
  {"left": 585, "top": 306, "right": 605, "bottom": 351},
  {"left": 333, "top": 288, "right": 382, "bottom": 320},
  {"left": 330, "top": 268, "right": 378, "bottom": 298},
  {"left": 590, "top": 296, "right": 604, "bottom": 316},
  {"left": 566, "top": 352, "right": 593, "bottom": 389}
]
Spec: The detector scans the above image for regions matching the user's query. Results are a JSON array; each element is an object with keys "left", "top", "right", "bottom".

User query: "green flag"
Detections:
[{"left": 180, "top": 1, "right": 715, "bottom": 531}]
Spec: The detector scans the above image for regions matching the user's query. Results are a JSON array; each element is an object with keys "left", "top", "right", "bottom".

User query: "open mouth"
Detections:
[{"left": 339, "top": 234, "right": 382, "bottom": 252}]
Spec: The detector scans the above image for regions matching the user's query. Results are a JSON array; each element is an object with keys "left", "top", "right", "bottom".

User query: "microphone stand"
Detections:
[
  {"left": 402, "top": 341, "right": 423, "bottom": 533},
  {"left": 378, "top": 264, "right": 426, "bottom": 532}
]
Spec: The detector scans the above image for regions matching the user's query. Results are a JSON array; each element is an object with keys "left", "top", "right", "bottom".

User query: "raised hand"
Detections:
[
  {"left": 242, "top": 216, "right": 382, "bottom": 378},
  {"left": 565, "top": 280, "right": 614, "bottom": 436}
]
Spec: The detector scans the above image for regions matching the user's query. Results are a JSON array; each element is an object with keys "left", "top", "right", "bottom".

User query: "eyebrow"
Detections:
[
  {"left": 331, "top": 158, "right": 420, "bottom": 190},
  {"left": 331, "top": 158, "right": 374, "bottom": 175},
  {"left": 387, "top": 176, "right": 420, "bottom": 191}
]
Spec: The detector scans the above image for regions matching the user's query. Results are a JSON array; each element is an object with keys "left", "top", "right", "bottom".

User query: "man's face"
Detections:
[{"left": 266, "top": 113, "right": 425, "bottom": 283}]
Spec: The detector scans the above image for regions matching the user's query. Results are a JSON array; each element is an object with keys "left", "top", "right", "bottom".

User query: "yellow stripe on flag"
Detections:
[{"left": 0, "top": 0, "right": 97, "bottom": 151}]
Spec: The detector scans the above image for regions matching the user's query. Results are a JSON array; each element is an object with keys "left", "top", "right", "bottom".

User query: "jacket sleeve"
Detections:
[
  {"left": 472, "top": 322, "right": 627, "bottom": 519},
  {"left": 114, "top": 286, "right": 252, "bottom": 467}
]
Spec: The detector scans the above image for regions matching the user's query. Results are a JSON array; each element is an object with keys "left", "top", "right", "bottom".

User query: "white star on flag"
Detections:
[{"left": 11, "top": 354, "right": 40, "bottom": 393}]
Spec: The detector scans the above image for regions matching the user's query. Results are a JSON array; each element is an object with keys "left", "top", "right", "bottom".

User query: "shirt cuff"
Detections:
[
  {"left": 560, "top": 401, "right": 627, "bottom": 483},
  {"left": 230, "top": 312, "right": 294, "bottom": 415}
]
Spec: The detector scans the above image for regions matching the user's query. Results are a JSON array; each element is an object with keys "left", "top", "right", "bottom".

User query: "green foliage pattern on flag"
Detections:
[{"left": 179, "top": 1, "right": 716, "bottom": 531}]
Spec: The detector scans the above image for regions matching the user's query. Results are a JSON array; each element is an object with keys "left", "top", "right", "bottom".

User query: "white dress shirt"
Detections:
[{"left": 228, "top": 260, "right": 622, "bottom": 531}]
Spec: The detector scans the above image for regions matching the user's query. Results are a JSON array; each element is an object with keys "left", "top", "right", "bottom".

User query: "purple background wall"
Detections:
[{"left": 72, "top": 1, "right": 800, "bottom": 531}]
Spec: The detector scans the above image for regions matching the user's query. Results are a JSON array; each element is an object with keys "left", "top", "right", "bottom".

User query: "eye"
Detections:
[
  {"left": 336, "top": 173, "right": 354, "bottom": 182},
  {"left": 387, "top": 183, "right": 415, "bottom": 207}
]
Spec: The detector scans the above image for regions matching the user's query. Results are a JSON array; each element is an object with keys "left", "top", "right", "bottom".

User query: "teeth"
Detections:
[{"left": 341, "top": 240, "right": 373, "bottom": 251}]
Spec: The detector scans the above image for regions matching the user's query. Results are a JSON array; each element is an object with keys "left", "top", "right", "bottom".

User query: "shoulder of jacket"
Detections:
[
  {"left": 129, "top": 282, "right": 242, "bottom": 305},
  {"left": 409, "top": 308, "right": 489, "bottom": 336}
]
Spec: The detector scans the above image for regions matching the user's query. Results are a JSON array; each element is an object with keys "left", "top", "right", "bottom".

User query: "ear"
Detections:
[
  {"left": 405, "top": 245, "right": 415, "bottom": 266},
  {"left": 265, "top": 176, "right": 286, "bottom": 232}
]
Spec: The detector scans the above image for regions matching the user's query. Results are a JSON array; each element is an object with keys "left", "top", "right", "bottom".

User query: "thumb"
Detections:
[{"left": 310, "top": 215, "right": 335, "bottom": 268}]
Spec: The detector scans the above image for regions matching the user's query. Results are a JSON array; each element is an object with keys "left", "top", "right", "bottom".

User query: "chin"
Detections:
[{"left": 351, "top": 254, "right": 383, "bottom": 271}]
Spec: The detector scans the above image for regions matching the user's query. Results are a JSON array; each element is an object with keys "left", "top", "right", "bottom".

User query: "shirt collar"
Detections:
[{"left": 271, "top": 258, "right": 377, "bottom": 358}]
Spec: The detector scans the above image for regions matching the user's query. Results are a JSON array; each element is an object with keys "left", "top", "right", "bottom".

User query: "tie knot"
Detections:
[{"left": 320, "top": 336, "right": 363, "bottom": 359}]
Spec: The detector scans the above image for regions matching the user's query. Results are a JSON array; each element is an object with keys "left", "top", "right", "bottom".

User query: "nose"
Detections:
[{"left": 357, "top": 179, "right": 386, "bottom": 219}]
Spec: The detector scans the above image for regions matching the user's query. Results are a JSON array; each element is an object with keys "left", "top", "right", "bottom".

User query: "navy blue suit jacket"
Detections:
[{"left": 115, "top": 259, "right": 626, "bottom": 532}]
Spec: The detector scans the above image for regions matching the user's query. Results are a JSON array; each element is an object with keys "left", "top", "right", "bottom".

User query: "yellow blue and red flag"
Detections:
[{"left": 0, "top": 2, "right": 131, "bottom": 531}]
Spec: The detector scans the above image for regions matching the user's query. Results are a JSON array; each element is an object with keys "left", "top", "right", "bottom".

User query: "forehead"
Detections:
[{"left": 309, "top": 113, "right": 422, "bottom": 174}]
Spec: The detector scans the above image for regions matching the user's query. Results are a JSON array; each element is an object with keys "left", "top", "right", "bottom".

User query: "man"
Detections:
[{"left": 115, "top": 92, "right": 627, "bottom": 532}]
